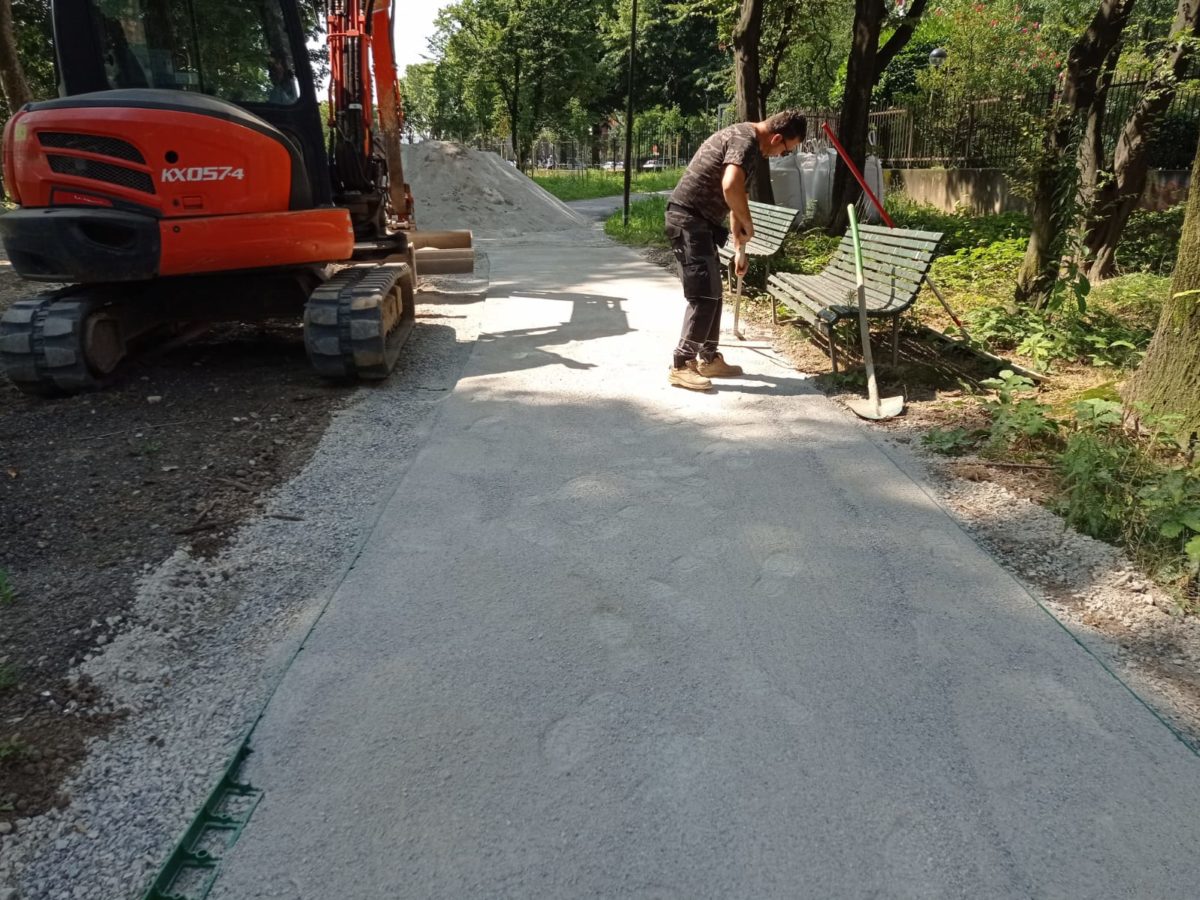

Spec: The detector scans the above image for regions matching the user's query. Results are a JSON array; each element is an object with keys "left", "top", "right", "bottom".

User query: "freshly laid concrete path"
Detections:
[{"left": 213, "top": 230, "right": 1200, "bottom": 899}]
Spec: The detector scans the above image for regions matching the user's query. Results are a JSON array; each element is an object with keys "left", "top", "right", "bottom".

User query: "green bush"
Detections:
[
  {"left": 1115, "top": 205, "right": 1184, "bottom": 276},
  {"left": 1056, "top": 400, "right": 1200, "bottom": 593},
  {"left": 885, "top": 195, "right": 1030, "bottom": 255},
  {"left": 777, "top": 228, "right": 841, "bottom": 275},
  {"left": 966, "top": 305, "right": 1151, "bottom": 371}
]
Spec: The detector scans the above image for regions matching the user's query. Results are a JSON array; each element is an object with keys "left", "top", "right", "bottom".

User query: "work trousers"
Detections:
[{"left": 665, "top": 204, "right": 728, "bottom": 366}]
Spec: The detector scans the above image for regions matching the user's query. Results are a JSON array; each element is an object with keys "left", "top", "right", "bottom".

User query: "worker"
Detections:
[
  {"left": 267, "top": 55, "right": 299, "bottom": 105},
  {"left": 664, "top": 109, "right": 807, "bottom": 391}
]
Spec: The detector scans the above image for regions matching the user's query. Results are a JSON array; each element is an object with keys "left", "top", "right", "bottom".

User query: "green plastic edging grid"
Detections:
[{"left": 142, "top": 742, "right": 262, "bottom": 900}]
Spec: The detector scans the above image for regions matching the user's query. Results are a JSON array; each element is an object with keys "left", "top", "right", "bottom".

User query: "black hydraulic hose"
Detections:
[
  {"left": 365, "top": 0, "right": 375, "bottom": 33},
  {"left": 185, "top": 0, "right": 206, "bottom": 94}
]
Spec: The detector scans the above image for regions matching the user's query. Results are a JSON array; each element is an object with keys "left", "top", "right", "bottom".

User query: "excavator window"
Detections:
[{"left": 87, "top": 0, "right": 301, "bottom": 106}]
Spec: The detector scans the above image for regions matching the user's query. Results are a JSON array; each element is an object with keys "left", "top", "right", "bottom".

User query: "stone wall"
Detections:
[{"left": 884, "top": 168, "right": 1189, "bottom": 214}]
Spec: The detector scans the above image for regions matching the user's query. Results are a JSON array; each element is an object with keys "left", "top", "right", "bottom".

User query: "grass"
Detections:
[
  {"left": 532, "top": 169, "right": 682, "bottom": 202},
  {"left": 0, "top": 568, "right": 13, "bottom": 605},
  {"left": 0, "top": 738, "right": 27, "bottom": 762},
  {"left": 603, "top": 195, "right": 671, "bottom": 248},
  {"left": 0, "top": 663, "right": 16, "bottom": 692}
]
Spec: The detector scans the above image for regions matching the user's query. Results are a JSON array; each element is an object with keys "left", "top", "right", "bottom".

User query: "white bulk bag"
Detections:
[{"left": 768, "top": 155, "right": 804, "bottom": 218}]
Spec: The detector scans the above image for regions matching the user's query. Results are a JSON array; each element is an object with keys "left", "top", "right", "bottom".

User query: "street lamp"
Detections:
[
  {"left": 622, "top": 0, "right": 638, "bottom": 227},
  {"left": 929, "top": 47, "right": 948, "bottom": 68}
]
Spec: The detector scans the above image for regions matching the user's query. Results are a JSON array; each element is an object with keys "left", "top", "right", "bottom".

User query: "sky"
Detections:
[{"left": 393, "top": 0, "right": 451, "bottom": 74}]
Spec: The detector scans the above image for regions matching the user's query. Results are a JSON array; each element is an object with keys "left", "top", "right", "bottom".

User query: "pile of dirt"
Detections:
[{"left": 402, "top": 141, "right": 586, "bottom": 237}]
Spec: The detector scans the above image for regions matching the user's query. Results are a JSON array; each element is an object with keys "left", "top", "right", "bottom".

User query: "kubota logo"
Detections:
[{"left": 160, "top": 166, "right": 246, "bottom": 183}]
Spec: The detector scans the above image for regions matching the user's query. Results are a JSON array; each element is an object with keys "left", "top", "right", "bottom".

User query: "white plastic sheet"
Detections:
[
  {"left": 768, "top": 155, "right": 805, "bottom": 219},
  {"left": 799, "top": 148, "right": 837, "bottom": 225},
  {"left": 859, "top": 155, "right": 886, "bottom": 223}
]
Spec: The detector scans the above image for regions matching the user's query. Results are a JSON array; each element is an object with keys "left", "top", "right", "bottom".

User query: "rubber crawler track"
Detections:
[
  {"left": 303, "top": 261, "right": 415, "bottom": 380},
  {"left": 0, "top": 291, "right": 103, "bottom": 395}
]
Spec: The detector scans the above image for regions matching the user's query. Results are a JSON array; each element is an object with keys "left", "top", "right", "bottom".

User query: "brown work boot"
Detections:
[
  {"left": 693, "top": 352, "right": 744, "bottom": 378},
  {"left": 668, "top": 364, "right": 713, "bottom": 391}
]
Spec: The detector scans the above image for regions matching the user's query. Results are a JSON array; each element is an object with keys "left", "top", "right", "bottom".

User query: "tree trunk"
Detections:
[
  {"left": 1077, "top": 49, "right": 1120, "bottom": 216},
  {"left": 0, "top": 0, "right": 32, "bottom": 112},
  {"left": 1124, "top": 138, "right": 1200, "bottom": 440},
  {"left": 828, "top": 0, "right": 926, "bottom": 234},
  {"left": 829, "top": 0, "right": 884, "bottom": 233},
  {"left": 1083, "top": 0, "right": 1200, "bottom": 280},
  {"left": 1014, "top": 0, "right": 1135, "bottom": 305},
  {"left": 732, "top": 0, "right": 772, "bottom": 202}
]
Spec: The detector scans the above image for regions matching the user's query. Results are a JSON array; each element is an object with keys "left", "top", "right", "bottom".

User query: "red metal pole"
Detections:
[{"left": 821, "top": 121, "right": 894, "bottom": 228}]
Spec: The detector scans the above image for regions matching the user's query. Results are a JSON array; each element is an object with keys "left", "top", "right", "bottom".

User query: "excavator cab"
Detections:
[{"left": 0, "top": 0, "right": 473, "bottom": 395}]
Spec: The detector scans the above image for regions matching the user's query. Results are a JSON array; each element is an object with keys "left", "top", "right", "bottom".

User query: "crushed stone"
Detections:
[{"left": 0, "top": 285, "right": 488, "bottom": 900}]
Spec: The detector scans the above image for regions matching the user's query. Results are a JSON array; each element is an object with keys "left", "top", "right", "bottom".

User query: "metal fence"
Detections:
[
  {"left": 869, "top": 78, "right": 1200, "bottom": 170},
  {"left": 456, "top": 76, "right": 1199, "bottom": 176},
  {"left": 456, "top": 130, "right": 705, "bottom": 173}
]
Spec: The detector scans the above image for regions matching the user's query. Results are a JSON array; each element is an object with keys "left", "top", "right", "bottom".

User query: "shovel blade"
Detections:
[{"left": 846, "top": 394, "right": 905, "bottom": 420}]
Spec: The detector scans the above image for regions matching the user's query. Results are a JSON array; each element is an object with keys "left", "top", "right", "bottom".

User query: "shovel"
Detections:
[
  {"left": 845, "top": 204, "right": 904, "bottom": 421},
  {"left": 731, "top": 243, "right": 747, "bottom": 340}
]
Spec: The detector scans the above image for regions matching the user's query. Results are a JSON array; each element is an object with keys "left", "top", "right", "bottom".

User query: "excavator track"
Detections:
[
  {"left": 303, "top": 261, "right": 415, "bottom": 380},
  {"left": 0, "top": 291, "right": 117, "bottom": 396}
]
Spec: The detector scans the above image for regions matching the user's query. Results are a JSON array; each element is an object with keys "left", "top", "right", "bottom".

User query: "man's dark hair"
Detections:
[{"left": 763, "top": 110, "right": 807, "bottom": 142}]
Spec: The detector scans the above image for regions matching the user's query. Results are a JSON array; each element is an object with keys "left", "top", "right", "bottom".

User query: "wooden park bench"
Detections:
[
  {"left": 766, "top": 223, "right": 943, "bottom": 374},
  {"left": 717, "top": 199, "right": 802, "bottom": 284}
]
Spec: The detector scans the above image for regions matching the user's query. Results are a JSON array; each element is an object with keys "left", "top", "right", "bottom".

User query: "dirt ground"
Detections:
[{"left": 0, "top": 262, "right": 353, "bottom": 825}]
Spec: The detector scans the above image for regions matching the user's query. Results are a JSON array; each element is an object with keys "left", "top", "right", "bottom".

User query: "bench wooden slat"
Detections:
[
  {"left": 775, "top": 270, "right": 914, "bottom": 315},
  {"left": 849, "top": 230, "right": 942, "bottom": 255},
  {"left": 831, "top": 243, "right": 934, "bottom": 271},
  {"left": 859, "top": 223, "right": 942, "bottom": 239},
  {"left": 812, "top": 269, "right": 914, "bottom": 311},
  {"left": 829, "top": 262, "right": 926, "bottom": 293},
  {"left": 827, "top": 259, "right": 924, "bottom": 296}
]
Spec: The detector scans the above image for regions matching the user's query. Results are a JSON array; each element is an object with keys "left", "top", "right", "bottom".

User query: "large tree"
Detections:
[
  {"left": 731, "top": 0, "right": 770, "bottom": 199},
  {"left": 1014, "top": 0, "right": 1136, "bottom": 305},
  {"left": 828, "top": 0, "right": 928, "bottom": 234},
  {"left": 0, "top": 0, "right": 34, "bottom": 116},
  {"left": 1080, "top": 0, "right": 1200, "bottom": 279},
  {"left": 433, "top": 0, "right": 603, "bottom": 170},
  {"left": 1124, "top": 137, "right": 1200, "bottom": 440}
]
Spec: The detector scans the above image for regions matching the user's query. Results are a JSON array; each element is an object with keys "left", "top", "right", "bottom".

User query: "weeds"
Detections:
[
  {"left": 0, "top": 568, "right": 14, "bottom": 605},
  {"left": 979, "top": 371, "right": 1057, "bottom": 451},
  {"left": 0, "top": 663, "right": 16, "bottom": 692},
  {"left": 922, "top": 426, "right": 979, "bottom": 456},
  {"left": 0, "top": 739, "right": 28, "bottom": 763},
  {"left": 932, "top": 377, "right": 1200, "bottom": 606},
  {"left": 603, "top": 196, "right": 670, "bottom": 248}
]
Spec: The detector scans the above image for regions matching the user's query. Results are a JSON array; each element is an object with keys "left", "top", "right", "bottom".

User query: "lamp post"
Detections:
[{"left": 622, "top": 0, "right": 638, "bottom": 227}]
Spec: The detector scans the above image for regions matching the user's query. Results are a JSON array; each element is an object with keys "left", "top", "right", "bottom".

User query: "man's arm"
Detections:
[
  {"left": 721, "top": 163, "right": 753, "bottom": 246},
  {"left": 722, "top": 163, "right": 753, "bottom": 276}
]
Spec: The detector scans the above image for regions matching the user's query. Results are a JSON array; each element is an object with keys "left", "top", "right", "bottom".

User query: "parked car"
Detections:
[
  {"left": 601, "top": 160, "right": 624, "bottom": 171},
  {"left": 641, "top": 158, "right": 668, "bottom": 170}
]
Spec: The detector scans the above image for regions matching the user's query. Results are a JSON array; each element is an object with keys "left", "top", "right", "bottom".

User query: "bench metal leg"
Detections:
[
  {"left": 826, "top": 323, "right": 838, "bottom": 374},
  {"left": 891, "top": 316, "right": 899, "bottom": 367}
]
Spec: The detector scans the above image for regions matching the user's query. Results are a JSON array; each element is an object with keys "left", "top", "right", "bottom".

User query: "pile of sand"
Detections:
[{"left": 401, "top": 141, "right": 587, "bottom": 238}]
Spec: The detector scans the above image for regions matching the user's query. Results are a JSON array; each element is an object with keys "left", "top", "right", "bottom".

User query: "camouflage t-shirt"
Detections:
[{"left": 669, "top": 123, "right": 761, "bottom": 227}]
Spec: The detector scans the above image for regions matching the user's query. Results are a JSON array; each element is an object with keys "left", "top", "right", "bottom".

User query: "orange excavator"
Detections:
[{"left": 0, "top": 0, "right": 474, "bottom": 394}]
